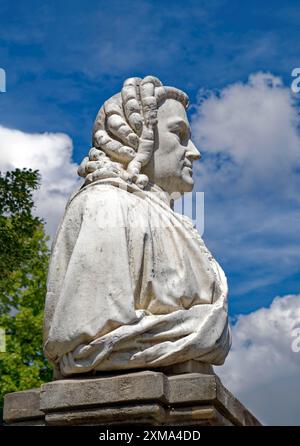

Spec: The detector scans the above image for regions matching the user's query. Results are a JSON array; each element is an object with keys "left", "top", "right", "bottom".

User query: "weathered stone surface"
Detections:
[
  {"left": 4, "top": 371, "right": 261, "bottom": 426},
  {"left": 168, "top": 373, "right": 217, "bottom": 404},
  {"left": 159, "top": 360, "right": 214, "bottom": 375},
  {"left": 168, "top": 373, "right": 260, "bottom": 426},
  {"left": 40, "top": 371, "right": 168, "bottom": 412},
  {"left": 4, "top": 388, "right": 44, "bottom": 424},
  {"left": 166, "top": 405, "right": 233, "bottom": 426},
  {"left": 45, "top": 404, "right": 165, "bottom": 426},
  {"left": 45, "top": 404, "right": 232, "bottom": 426}
]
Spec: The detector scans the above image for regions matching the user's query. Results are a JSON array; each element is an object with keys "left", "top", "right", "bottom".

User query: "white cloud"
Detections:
[
  {"left": 192, "top": 72, "right": 300, "bottom": 295},
  {"left": 216, "top": 294, "right": 300, "bottom": 425},
  {"left": 193, "top": 75, "right": 300, "bottom": 424},
  {"left": 0, "top": 125, "right": 80, "bottom": 237},
  {"left": 193, "top": 72, "right": 300, "bottom": 191}
]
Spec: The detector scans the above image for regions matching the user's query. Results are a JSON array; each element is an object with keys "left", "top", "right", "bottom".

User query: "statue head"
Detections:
[{"left": 78, "top": 76, "right": 200, "bottom": 195}]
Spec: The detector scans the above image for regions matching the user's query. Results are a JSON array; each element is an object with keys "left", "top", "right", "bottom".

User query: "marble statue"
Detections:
[{"left": 43, "top": 76, "right": 231, "bottom": 377}]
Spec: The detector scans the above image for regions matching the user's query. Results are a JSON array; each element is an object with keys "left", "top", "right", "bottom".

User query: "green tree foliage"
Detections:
[{"left": 0, "top": 168, "right": 52, "bottom": 410}]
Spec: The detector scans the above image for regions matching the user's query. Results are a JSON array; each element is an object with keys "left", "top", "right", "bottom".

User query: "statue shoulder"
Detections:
[
  {"left": 68, "top": 183, "right": 135, "bottom": 209},
  {"left": 63, "top": 183, "right": 145, "bottom": 230}
]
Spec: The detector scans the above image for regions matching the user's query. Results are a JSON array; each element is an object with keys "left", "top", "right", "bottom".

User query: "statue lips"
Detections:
[{"left": 183, "top": 159, "right": 193, "bottom": 176}]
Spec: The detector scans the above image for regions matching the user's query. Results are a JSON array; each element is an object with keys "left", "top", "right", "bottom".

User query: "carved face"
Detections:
[{"left": 143, "top": 99, "right": 200, "bottom": 195}]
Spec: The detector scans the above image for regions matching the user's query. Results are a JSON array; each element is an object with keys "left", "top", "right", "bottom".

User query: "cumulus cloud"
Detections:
[
  {"left": 0, "top": 125, "right": 80, "bottom": 237},
  {"left": 192, "top": 72, "right": 300, "bottom": 296},
  {"left": 216, "top": 294, "right": 300, "bottom": 425},
  {"left": 193, "top": 72, "right": 300, "bottom": 192}
]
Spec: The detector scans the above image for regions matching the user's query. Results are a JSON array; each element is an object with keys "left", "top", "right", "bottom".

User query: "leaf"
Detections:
[{"left": 0, "top": 168, "right": 52, "bottom": 408}]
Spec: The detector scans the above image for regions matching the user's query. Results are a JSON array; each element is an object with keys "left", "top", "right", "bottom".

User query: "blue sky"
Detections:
[
  {"left": 0, "top": 0, "right": 299, "bottom": 316},
  {"left": 1, "top": 0, "right": 299, "bottom": 151},
  {"left": 1, "top": 0, "right": 300, "bottom": 425}
]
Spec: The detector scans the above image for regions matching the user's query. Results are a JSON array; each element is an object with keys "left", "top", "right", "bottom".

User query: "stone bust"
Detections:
[{"left": 43, "top": 76, "right": 231, "bottom": 377}]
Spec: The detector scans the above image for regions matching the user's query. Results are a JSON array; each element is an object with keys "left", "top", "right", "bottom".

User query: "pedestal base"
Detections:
[{"left": 4, "top": 370, "right": 261, "bottom": 426}]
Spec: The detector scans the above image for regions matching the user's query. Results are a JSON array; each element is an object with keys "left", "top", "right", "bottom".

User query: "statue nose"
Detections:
[{"left": 186, "top": 141, "right": 201, "bottom": 161}]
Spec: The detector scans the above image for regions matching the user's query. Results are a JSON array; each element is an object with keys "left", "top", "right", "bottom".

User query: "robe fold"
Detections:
[{"left": 43, "top": 179, "right": 231, "bottom": 376}]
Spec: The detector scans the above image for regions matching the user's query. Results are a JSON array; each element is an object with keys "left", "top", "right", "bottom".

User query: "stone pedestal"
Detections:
[{"left": 4, "top": 369, "right": 261, "bottom": 426}]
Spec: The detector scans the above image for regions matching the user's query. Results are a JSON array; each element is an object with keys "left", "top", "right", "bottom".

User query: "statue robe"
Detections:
[{"left": 44, "top": 179, "right": 231, "bottom": 376}]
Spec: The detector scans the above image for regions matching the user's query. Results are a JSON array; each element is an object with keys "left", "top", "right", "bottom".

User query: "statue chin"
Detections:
[{"left": 181, "top": 176, "right": 194, "bottom": 193}]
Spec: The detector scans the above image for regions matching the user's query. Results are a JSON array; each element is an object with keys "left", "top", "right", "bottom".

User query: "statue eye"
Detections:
[
  {"left": 171, "top": 129, "right": 184, "bottom": 142},
  {"left": 171, "top": 128, "right": 189, "bottom": 146}
]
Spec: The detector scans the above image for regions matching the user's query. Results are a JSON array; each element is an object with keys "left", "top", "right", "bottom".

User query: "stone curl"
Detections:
[{"left": 78, "top": 75, "right": 189, "bottom": 189}]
